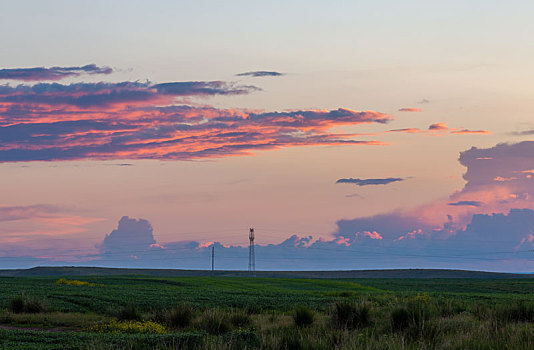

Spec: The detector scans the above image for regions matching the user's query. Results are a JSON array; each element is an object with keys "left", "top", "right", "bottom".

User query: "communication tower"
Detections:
[{"left": 248, "top": 228, "right": 255, "bottom": 275}]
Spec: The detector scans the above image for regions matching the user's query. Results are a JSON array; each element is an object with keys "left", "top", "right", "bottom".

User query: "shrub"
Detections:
[
  {"left": 9, "top": 295, "right": 25, "bottom": 314},
  {"left": 9, "top": 295, "right": 47, "bottom": 314},
  {"left": 293, "top": 306, "right": 314, "bottom": 328},
  {"left": 391, "top": 300, "right": 432, "bottom": 332},
  {"left": 332, "top": 300, "right": 370, "bottom": 330},
  {"left": 117, "top": 304, "right": 142, "bottom": 321},
  {"left": 24, "top": 299, "right": 47, "bottom": 314},
  {"left": 168, "top": 304, "right": 194, "bottom": 329},
  {"left": 230, "top": 310, "right": 251, "bottom": 328},
  {"left": 195, "top": 309, "right": 231, "bottom": 334},
  {"left": 391, "top": 300, "right": 440, "bottom": 342},
  {"left": 391, "top": 306, "right": 411, "bottom": 331}
]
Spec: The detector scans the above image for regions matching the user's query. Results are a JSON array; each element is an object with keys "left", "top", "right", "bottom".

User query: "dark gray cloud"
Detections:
[
  {"left": 448, "top": 201, "right": 484, "bottom": 207},
  {"left": 152, "top": 81, "right": 260, "bottom": 96},
  {"left": 511, "top": 129, "right": 534, "bottom": 136},
  {"left": 0, "top": 80, "right": 259, "bottom": 108},
  {"left": 0, "top": 64, "right": 112, "bottom": 81},
  {"left": 336, "top": 177, "right": 404, "bottom": 186},
  {"left": 236, "top": 71, "right": 284, "bottom": 77}
]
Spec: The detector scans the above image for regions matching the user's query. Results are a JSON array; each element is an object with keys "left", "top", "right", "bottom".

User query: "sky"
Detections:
[{"left": 1, "top": 1, "right": 534, "bottom": 271}]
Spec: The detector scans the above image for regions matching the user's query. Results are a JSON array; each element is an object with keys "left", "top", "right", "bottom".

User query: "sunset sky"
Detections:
[{"left": 2, "top": 1, "right": 534, "bottom": 271}]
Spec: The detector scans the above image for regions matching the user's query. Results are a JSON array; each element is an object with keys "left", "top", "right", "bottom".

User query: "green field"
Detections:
[{"left": 1, "top": 269, "right": 534, "bottom": 349}]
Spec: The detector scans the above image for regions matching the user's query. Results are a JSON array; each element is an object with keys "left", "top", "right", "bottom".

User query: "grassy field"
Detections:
[{"left": 0, "top": 270, "right": 534, "bottom": 349}]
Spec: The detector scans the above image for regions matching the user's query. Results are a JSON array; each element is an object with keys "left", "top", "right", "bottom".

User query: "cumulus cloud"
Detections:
[
  {"left": 98, "top": 216, "right": 155, "bottom": 254},
  {"left": 458, "top": 141, "right": 534, "bottom": 195},
  {"left": 398, "top": 108, "right": 422, "bottom": 112},
  {"left": 328, "top": 140, "right": 534, "bottom": 269},
  {"left": 236, "top": 71, "right": 284, "bottom": 77},
  {"left": 0, "top": 64, "right": 112, "bottom": 81},
  {"left": 336, "top": 177, "right": 404, "bottom": 186},
  {"left": 86, "top": 209, "right": 534, "bottom": 271},
  {"left": 4, "top": 206, "right": 534, "bottom": 271}
]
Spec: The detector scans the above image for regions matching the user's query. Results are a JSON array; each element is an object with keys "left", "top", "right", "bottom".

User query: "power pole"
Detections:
[
  {"left": 211, "top": 245, "right": 215, "bottom": 276},
  {"left": 248, "top": 228, "right": 255, "bottom": 276}
]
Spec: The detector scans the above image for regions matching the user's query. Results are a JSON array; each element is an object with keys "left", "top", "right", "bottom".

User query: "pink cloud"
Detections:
[
  {"left": 0, "top": 105, "right": 391, "bottom": 162},
  {"left": 387, "top": 123, "right": 489, "bottom": 136},
  {"left": 356, "top": 231, "right": 383, "bottom": 240},
  {"left": 428, "top": 122, "right": 449, "bottom": 131},
  {"left": 398, "top": 108, "right": 422, "bottom": 112}
]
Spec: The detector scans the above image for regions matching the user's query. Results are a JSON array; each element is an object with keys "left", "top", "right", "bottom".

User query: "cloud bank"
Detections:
[{"left": 6, "top": 140, "right": 534, "bottom": 271}]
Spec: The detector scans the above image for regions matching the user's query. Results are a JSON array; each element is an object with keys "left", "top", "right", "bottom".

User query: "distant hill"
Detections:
[{"left": 0, "top": 266, "right": 532, "bottom": 279}]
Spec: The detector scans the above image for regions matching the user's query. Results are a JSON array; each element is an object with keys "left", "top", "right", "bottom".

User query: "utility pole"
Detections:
[
  {"left": 211, "top": 245, "right": 215, "bottom": 276},
  {"left": 248, "top": 228, "right": 255, "bottom": 276}
]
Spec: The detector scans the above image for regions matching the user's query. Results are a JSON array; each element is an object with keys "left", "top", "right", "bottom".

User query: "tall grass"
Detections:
[
  {"left": 331, "top": 300, "right": 370, "bottom": 330},
  {"left": 293, "top": 306, "right": 314, "bottom": 327},
  {"left": 9, "top": 294, "right": 48, "bottom": 314},
  {"left": 117, "top": 304, "right": 141, "bottom": 321},
  {"left": 168, "top": 304, "right": 194, "bottom": 329},
  {"left": 495, "top": 300, "right": 534, "bottom": 323},
  {"left": 195, "top": 308, "right": 231, "bottom": 334}
]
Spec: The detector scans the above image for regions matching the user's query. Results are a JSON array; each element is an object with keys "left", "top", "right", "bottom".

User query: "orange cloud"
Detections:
[{"left": 398, "top": 108, "right": 422, "bottom": 112}]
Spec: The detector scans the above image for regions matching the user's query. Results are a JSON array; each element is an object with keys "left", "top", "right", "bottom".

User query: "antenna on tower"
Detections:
[{"left": 248, "top": 228, "right": 255, "bottom": 276}]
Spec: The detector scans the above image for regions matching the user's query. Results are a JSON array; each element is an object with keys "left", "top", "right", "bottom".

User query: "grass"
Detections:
[{"left": 0, "top": 275, "right": 534, "bottom": 348}]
